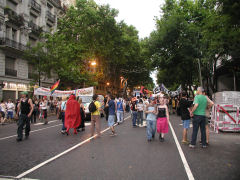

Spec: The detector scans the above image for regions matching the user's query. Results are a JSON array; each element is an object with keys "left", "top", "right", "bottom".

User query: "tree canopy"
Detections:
[
  {"left": 147, "top": 0, "right": 240, "bottom": 92},
  {"left": 25, "top": 0, "right": 153, "bottom": 90}
]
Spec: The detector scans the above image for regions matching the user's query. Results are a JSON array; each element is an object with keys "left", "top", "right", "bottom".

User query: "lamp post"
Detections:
[{"left": 90, "top": 60, "right": 97, "bottom": 73}]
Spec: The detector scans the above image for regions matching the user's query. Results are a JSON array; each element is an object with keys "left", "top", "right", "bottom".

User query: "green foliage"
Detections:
[
  {"left": 146, "top": 0, "right": 240, "bottom": 93},
  {"left": 25, "top": 0, "right": 153, "bottom": 90}
]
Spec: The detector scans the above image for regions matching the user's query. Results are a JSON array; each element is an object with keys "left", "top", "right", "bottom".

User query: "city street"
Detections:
[{"left": 0, "top": 114, "right": 239, "bottom": 180}]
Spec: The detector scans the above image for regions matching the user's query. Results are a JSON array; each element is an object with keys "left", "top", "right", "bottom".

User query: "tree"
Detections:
[
  {"left": 25, "top": 0, "right": 153, "bottom": 91},
  {"left": 146, "top": 0, "right": 240, "bottom": 93}
]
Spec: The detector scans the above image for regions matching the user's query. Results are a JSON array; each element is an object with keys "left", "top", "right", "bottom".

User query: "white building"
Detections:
[
  {"left": 61, "top": 0, "right": 76, "bottom": 7},
  {"left": 0, "top": 0, "right": 64, "bottom": 101}
]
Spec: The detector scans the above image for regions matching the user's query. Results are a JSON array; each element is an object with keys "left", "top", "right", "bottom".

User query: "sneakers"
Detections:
[
  {"left": 202, "top": 145, "right": 208, "bottom": 148},
  {"left": 189, "top": 144, "right": 196, "bottom": 148},
  {"left": 159, "top": 134, "right": 164, "bottom": 142},
  {"left": 110, "top": 131, "right": 117, "bottom": 136},
  {"left": 181, "top": 140, "right": 190, "bottom": 145}
]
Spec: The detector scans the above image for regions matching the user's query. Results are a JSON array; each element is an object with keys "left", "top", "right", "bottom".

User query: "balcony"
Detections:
[
  {"left": 29, "top": 21, "right": 42, "bottom": 36},
  {"left": 31, "top": 0, "right": 41, "bottom": 13},
  {"left": 0, "top": 37, "right": 27, "bottom": 51},
  {"left": 4, "top": 7, "right": 24, "bottom": 27},
  {"left": 9, "top": 0, "right": 20, "bottom": 4},
  {"left": 46, "top": 10, "right": 56, "bottom": 23},
  {"left": 48, "top": 0, "right": 61, "bottom": 7},
  {"left": 5, "top": 68, "right": 17, "bottom": 77}
]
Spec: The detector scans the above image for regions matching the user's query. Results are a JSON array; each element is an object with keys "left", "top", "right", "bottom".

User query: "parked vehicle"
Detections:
[{"left": 79, "top": 95, "right": 104, "bottom": 121}]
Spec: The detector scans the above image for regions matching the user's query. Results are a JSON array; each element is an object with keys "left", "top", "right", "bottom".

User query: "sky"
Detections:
[
  {"left": 94, "top": 0, "right": 165, "bottom": 85},
  {"left": 94, "top": 0, "right": 164, "bottom": 38}
]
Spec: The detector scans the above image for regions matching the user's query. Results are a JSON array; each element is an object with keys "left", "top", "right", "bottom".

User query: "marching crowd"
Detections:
[
  {"left": 1, "top": 86, "right": 214, "bottom": 149},
  {"left": 129, "top": 86, "right": 214, "bottom": 148},
  {"left": 0, "top": 95, "right": 61, "bottom": 125}
]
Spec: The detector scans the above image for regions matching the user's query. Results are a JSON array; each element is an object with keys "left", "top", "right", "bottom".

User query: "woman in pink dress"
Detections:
[{"left": 156, "top": 97, "right": 170, "bottom": 142}]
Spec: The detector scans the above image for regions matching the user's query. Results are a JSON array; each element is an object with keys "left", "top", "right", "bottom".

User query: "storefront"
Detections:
[{"left": 2, "top": 81, "right": 30, "bottom": 101}]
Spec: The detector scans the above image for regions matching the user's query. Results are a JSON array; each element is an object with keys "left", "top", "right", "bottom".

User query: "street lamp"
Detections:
[
  {"left": 106, "top": 82, "right": 110, "bottom": 86},
  {"left": 90, "top": 61, "right": 97, "bottom": 66}
]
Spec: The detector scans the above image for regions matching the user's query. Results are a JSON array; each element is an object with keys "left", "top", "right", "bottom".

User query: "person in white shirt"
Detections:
[
  {"left": 137, "top": 99, "right": 144, "bottom": 127},
  {"left": 39, "top": 97, "right": 48, "bottom": 124},
  {"left": 7, "top": 99, "right": 15, "bottom": 120},
  {"left": 0, "top": 100, "right": 7, "bottom": 120}
]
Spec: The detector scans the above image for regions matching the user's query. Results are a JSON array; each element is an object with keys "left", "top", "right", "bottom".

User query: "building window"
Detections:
[
  {"left": 30, "top": 14, "right": 38, "bottom": 24},
  {"left": 47, "top": 2, "right": 53, "bottom": 12},
  {"left": 5, "top": 57, "right": 17, "bottom": 76},
  {"left": 46, "top": 24, "right": 53, "bottom": 32},
  {"left": 12, "top": 28, "right": 17, "bottom": 41},
  {"left": 6, "top": 26, "right": 11, "bottom": 39},
  {"left": 29, "top": 36, "right": 37, "bottom": 47},
  {"left": 6, "top": 0, "right": 17, "bottom": 12},
  {"left": 28, "top": 63, "right": 36, "bottom": 79}
]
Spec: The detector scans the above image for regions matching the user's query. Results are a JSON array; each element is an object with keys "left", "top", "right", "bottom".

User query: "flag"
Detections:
[
  {"left": 50, "top": 80, "right": 60, "bottom": 95},
  {"left": 140, "top": 86, "right": 149, "bottom": 94},
  {"left": 120, "top": 77, "right": 127, "bottom": 89}
]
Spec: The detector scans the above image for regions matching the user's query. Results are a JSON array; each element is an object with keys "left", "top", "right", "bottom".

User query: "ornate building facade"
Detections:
[{"left": 0, "top": 0, "right": 64, "bottom": 100}]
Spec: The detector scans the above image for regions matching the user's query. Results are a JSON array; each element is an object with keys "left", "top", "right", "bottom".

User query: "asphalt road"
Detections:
[{"left": 0, "top": 113, "right": 239, "bottom": 180}]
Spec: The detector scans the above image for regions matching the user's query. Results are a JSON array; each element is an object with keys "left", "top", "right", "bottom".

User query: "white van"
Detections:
[{"left": 79, "top": 95, "right": 104, "bottom": 121}]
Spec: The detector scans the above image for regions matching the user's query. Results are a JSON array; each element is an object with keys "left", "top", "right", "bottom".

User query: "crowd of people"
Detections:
[
  {"left": 1, "top": 86, "right": 214, "bottom": 148},
  {"left": 130, "top": 86, "right": 214, "bottom": 148},
  {"left": 0, "top": 95, "right": 68, "bottom": 125}
]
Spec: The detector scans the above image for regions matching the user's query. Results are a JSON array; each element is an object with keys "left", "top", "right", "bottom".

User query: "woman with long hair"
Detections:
[{"left": 156, "top": 97, "right": 170, "bottom": 142}]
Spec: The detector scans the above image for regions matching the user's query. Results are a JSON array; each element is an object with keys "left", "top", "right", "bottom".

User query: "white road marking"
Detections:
[
  {"left": 16, "top": 116, "right": 131, "bottom": 179},
  {"left": 169, "top": 121, "right": 195, "bottom": 180},
  {"left": 0, "top": 124, "right": 62, "bottom": 141},
  {"left": 34, "top": 120, "right": 59, "bottom": 126},
  {"left": 0, "top": 121, "right": 93, "bottom": 141}
]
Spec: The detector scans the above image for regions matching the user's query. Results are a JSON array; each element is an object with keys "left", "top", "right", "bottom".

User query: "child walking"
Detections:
[
  {"left": 156, "top": 97, "right": 170, "bottom": 142},
  {"left": 145, "top": 98, "right": 157, "bottom": 142}
]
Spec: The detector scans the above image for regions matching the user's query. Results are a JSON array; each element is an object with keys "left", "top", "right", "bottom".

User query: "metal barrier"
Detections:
[{"left": 210, "top": 104, "right": 240, "bottom": 133}]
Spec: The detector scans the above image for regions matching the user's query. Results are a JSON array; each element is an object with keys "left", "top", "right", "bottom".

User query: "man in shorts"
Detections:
[
  {"left": 107, "top": 95, "right": 117, "bottom": 136},
  {"left": 179, "top": 91, "right": 192, "bottom": 144}
]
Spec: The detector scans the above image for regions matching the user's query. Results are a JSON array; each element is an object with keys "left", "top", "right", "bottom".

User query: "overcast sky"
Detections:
[{"left": 95, "top": 0, "right": 165, "bottom": 39}]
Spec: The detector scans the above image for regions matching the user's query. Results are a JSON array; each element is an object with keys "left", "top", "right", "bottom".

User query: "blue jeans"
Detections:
[
  {"left": 61, "top": 112, "right": 66, "bottom": 131},
  {"left": 191, "top": 115, "right": 206, "bottom": 146},
  {"left": 117, "top": 111, "right": 124, "bottom": 123},
  {"left": 147, "top": 120, "right": 156, "bottom": 140},
  {"left": 137, "top": 111, "right": 143, "bottom": 125},
  {"left": 7, "top": 111, "right": 13, "bottom": 119},
  {"left": 132, "top": 111, "right": 137, "bottom": 126}
]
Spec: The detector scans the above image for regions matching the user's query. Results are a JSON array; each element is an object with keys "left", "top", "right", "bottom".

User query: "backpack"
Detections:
[
  {"left": 117, "top": 101, "right": 123, "bottom": 110},
  {"left": 89, "top": 101, "right": 97, "bottom": 113}
]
